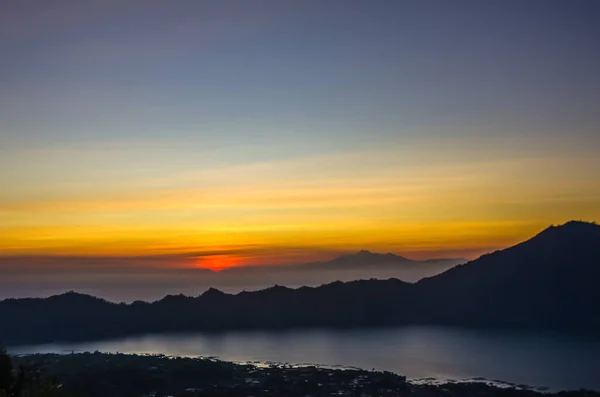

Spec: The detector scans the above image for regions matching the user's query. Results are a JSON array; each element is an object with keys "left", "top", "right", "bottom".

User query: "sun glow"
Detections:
[{"left": 195, "top": 255, "right": 240, "bottom": 272}]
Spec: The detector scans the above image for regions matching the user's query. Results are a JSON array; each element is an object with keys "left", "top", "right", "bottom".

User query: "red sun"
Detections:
[{"left": 195, "top": 255, "right": 239, "bottom": 272}]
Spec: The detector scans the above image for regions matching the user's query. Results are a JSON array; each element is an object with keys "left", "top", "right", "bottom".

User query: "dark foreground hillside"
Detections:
[
  {"left": 413, "top": 220, "right": 600, "bottom": 329},
  {"left": 1, "top": 221, "right": 599, "bottom": 344},
  {"left": 10, "top": 353, "right": 600, "bottom": 397}
]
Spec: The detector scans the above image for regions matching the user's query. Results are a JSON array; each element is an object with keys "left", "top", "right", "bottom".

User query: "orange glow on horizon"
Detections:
[
  {"left": 195, "top": 255, "right": 241, "bottom": 272},
  {"left": 1, "top": 148, "right": 598, "bottom": 264}
]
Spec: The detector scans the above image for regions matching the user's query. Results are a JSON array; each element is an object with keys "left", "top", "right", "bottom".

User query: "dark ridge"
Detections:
[
  {"left": 414, "top": 220, "right": 600, "bottom": 329},
  {"left": 0, "top": 221, "right": 598, "bottom": 345},
  {"left": 201, "top": 287, "right": 228, "bottom": 298}
]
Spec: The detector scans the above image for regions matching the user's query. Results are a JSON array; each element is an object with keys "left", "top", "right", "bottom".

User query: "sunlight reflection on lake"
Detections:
[{"left": 9, "top": 326, "right": 600, "bottom": 391}]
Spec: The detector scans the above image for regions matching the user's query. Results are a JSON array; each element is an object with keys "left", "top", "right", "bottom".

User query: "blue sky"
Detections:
[
  {"left": 2, "top": 0, "right": 599, "bottom": 149},
  {"left": 1, "top": 1, "right": 599, "bottom": 272}
]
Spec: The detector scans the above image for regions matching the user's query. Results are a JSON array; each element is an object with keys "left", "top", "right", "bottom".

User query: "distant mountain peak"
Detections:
[
  {"left": 161, "top": 293, "right": 189, "bottom": 302},
  {"left": 201, "top": 287, "right": 226, "bottom": 298},
  {"left": 356, "top": 249, "right": 398, "bottom": 256},
  {"left": 351, "top": 250, "right": 407, "bottom": 260},
  {"left": 308, "top": 250, "right": 465, "bottom": 281},
  {"left": 46, "top": 291, "right": 109, "bottom": 305},
  {"left": 266, "top": 284, "right": 290, "bottom": 291},
  {"left": 327, "top": 250, "right": 411, "bottom": 266}
]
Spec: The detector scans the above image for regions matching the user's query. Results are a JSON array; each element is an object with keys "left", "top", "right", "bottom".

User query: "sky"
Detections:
[{"left": 1, "top": 0, "right": 600, "bottom": 279}]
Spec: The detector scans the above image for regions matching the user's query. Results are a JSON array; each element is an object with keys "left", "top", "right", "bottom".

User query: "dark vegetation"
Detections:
[
  {"left": 1, "top": 221, "right": 599, "bottom": 345},
  {"left": 5, "top": 352, "right": 600, "bottom": 397},
  {"left": 0, "top": 347, "right": 69, "bottom": 397}
]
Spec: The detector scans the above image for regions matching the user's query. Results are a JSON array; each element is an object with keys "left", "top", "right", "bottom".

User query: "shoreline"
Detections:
[{"left": 12, "top": 352, "right": 598, "bottom": 396}]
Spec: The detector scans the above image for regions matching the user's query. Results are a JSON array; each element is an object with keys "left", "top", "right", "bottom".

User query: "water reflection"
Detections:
[{"left": 9, "top": 326, "right": 600, "bottom": 391}]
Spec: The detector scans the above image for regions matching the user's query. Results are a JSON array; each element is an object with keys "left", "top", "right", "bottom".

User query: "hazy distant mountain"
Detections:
[
  {"left": 0, "top": 251, "right": 464, "bottom": 302},
  {"left": 301, "top": 250, "right": 464, "bottom": 269},
  {"left": 222, "top": 251, "right": 465, "bottom": 284},
  {"left": 1, "top": 221, "right": 598, "bottom": 344}
]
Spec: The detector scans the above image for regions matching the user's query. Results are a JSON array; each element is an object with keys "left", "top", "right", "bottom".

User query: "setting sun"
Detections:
[{"left": 195, "top": 255, "right": 239, "bottom": 272}]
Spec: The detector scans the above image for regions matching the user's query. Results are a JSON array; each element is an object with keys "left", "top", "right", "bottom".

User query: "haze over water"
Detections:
[{"left": 10, "top": 327, "right": 600, "bottom": 392}]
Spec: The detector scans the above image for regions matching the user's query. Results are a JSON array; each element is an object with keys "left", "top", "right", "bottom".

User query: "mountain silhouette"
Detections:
[
  {"left": 0, "top": 250, "right": 464, "bottom": 302},
  {"left": 221, "top": 251, "right": 465, "bottom": 283},
  {"left": 414, "top": 220, "right": 600, "bottom": 329},
  {"left": 301, "top": 250, "right": 463, "bottom": 269},
  {"left": 0, "top": 221, "right": 598, "bottom": 344}
]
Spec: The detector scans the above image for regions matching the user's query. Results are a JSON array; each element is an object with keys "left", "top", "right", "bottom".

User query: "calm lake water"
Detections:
[{"left": 9, "top": 326, "right": 600, "bottom": 391}]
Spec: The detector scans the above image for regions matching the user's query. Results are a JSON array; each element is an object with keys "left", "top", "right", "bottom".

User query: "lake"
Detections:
[{"left": 8, "top": 326, "right": 600, "bottom": 392}]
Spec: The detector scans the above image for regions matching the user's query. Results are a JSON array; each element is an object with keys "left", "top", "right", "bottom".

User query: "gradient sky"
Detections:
[{"left": 1, "top": 0, "right": 600, "bottom": 272}]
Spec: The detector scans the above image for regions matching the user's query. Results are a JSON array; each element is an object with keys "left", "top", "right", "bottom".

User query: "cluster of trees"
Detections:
[{"left": 0, "top": 348, "right": 68, "bottom": 397}]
